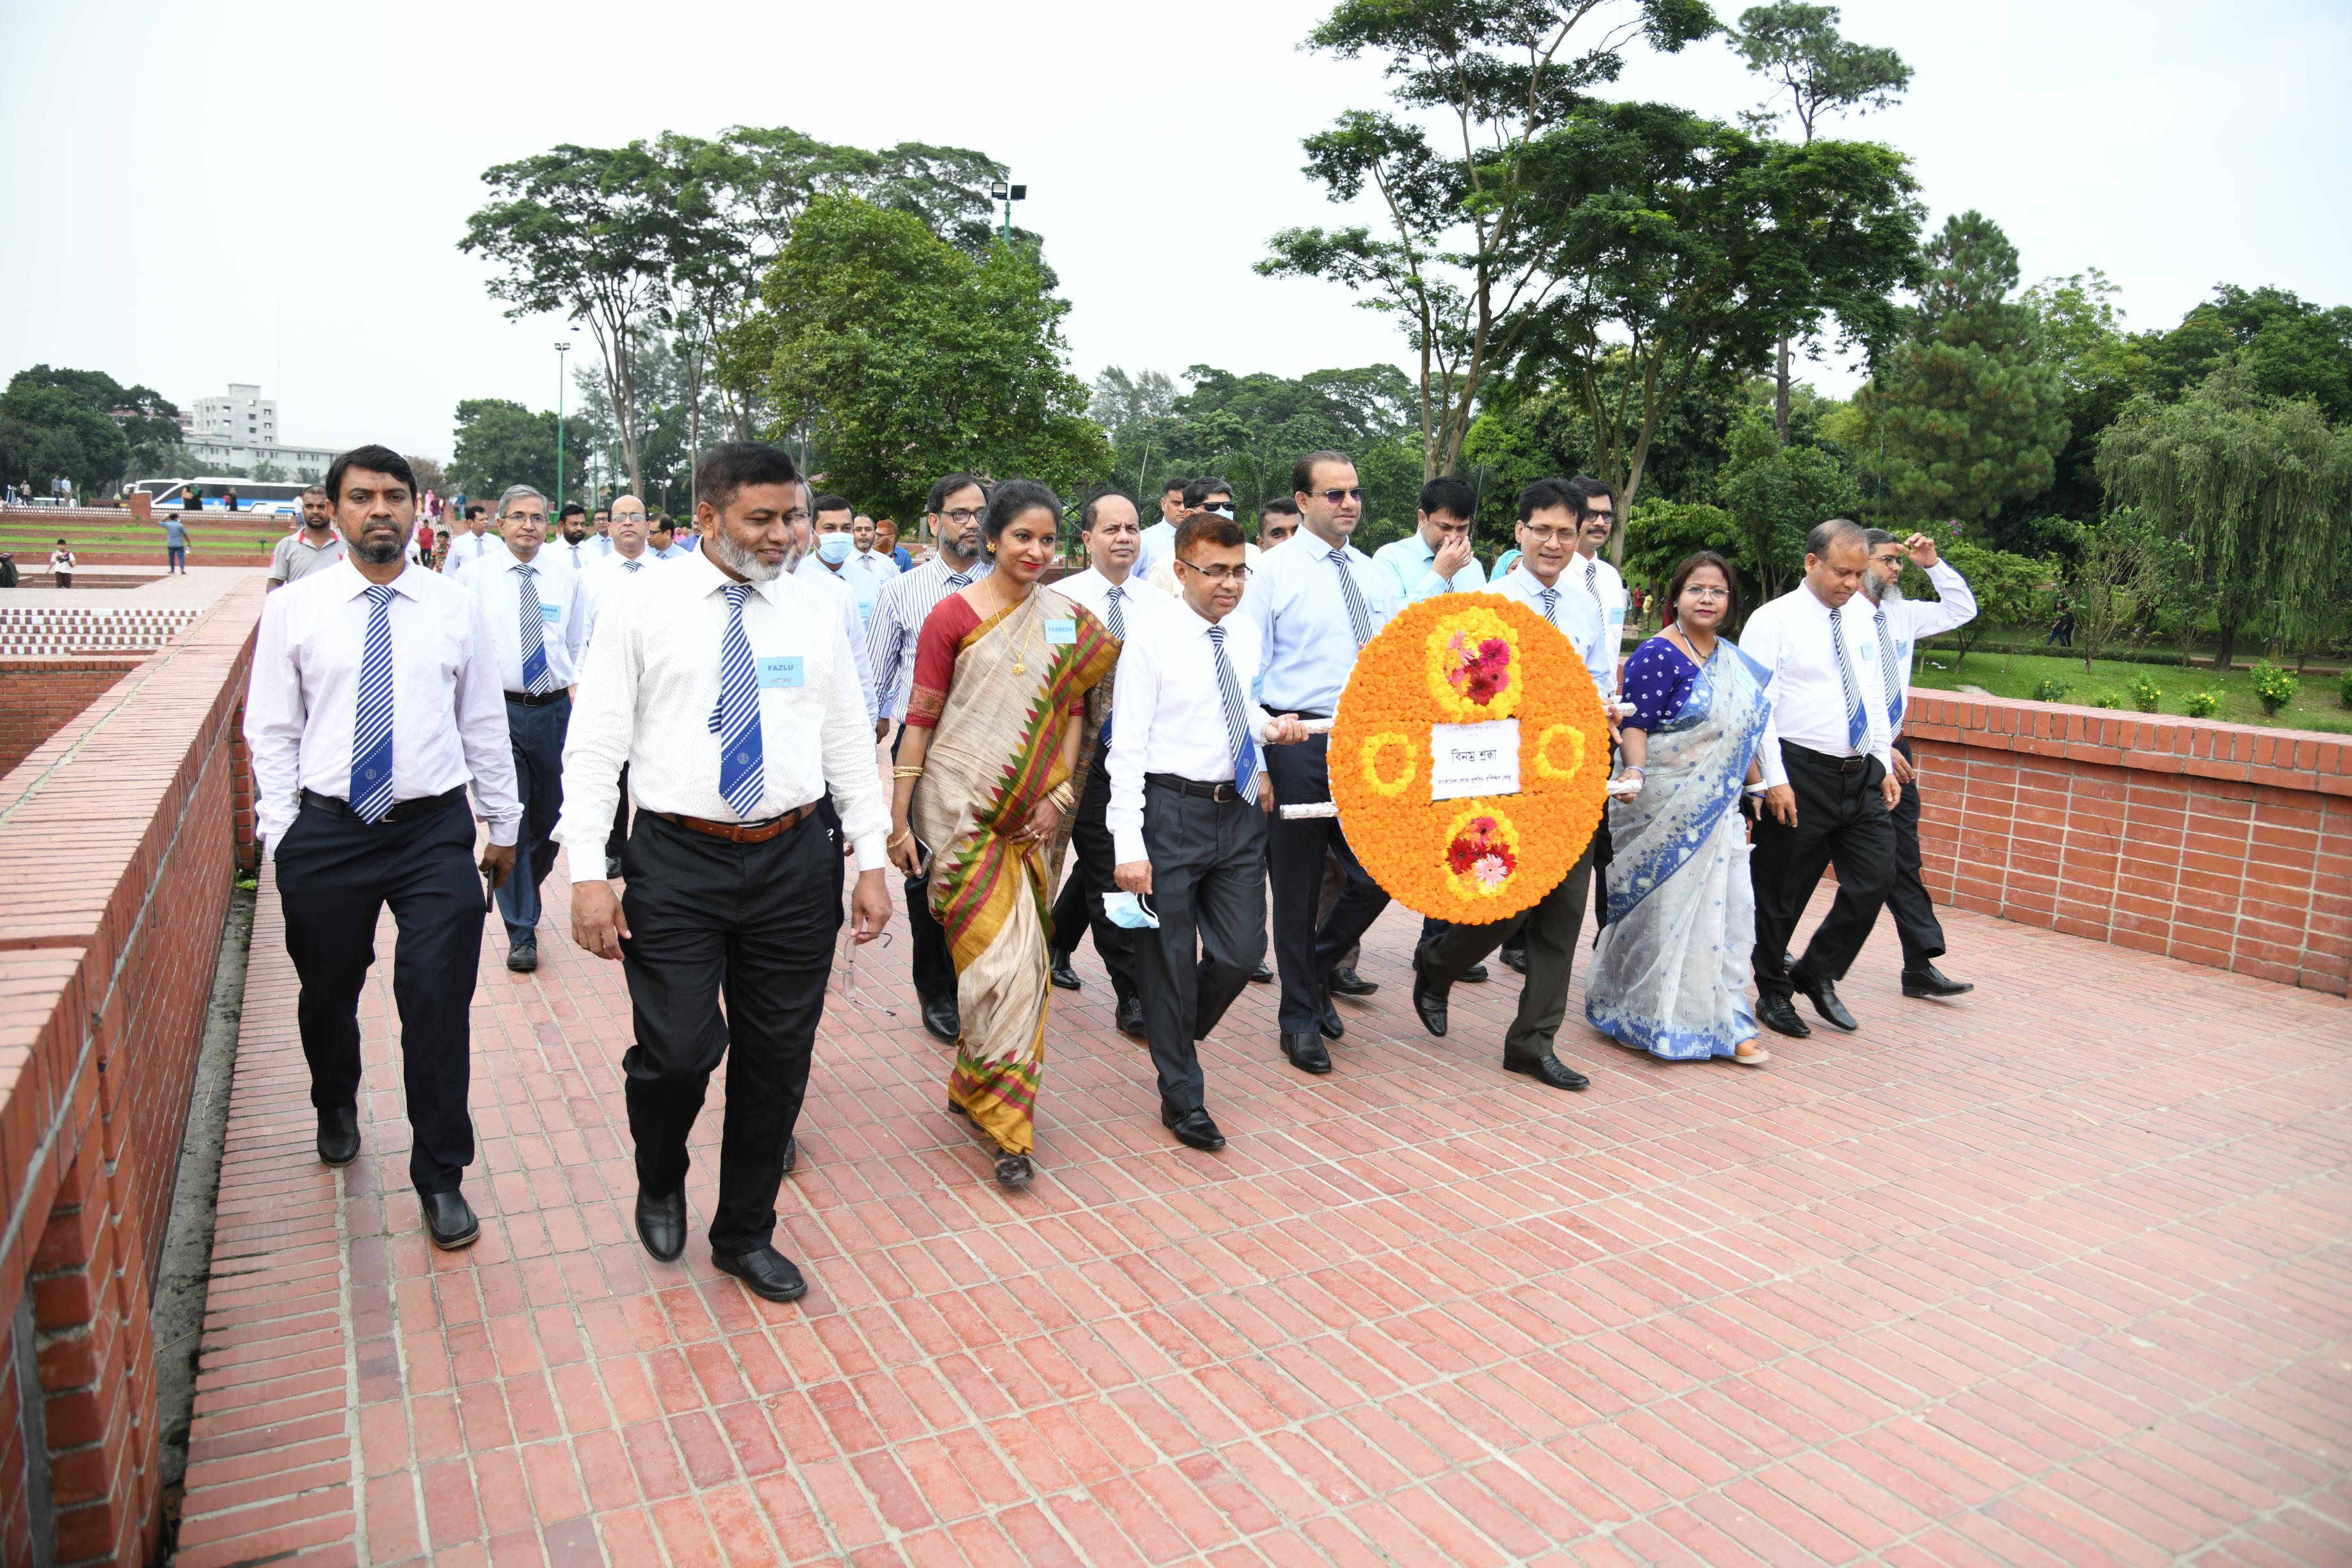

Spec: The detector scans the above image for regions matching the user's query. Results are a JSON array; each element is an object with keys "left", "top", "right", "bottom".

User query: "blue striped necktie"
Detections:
[
  {"left": 516, "top": 562, "right": 553, "bottom": 694},
  {"left": 1874, "top": 604, "right": 1904, "bottom": 730},
  {"left": 710, "top": 583, "right": 765, "bottom": 817},
  {"left": 1328, "top": 547, "right": 1371, "bottom": 647},
  {"left": 1829, "top": 606, "right": 1868, "bottom": 751},
  {"left": 1106, "top": 584, "right": 1125, "bottom": 640},
  {"left": 1539, "top": 586, "right": 1560, "bottom": 625},
  {"left": 1206, "top": 623, "right": 1259, "bottom": 803},
  {"left": 350, "top": 585, "right": 396, "bottom": 822}
]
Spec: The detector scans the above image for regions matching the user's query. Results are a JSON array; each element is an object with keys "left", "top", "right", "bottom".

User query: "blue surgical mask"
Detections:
[
  {"left": 1103, "top": 892, "right": 1159, "bottom": 930},
  {"left": 817, "top": 532, "right": 855, "bottom": 564}
]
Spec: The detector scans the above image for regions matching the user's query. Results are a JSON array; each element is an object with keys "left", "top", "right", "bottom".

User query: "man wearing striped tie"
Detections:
[
  {"left": 1111, "top": 512, "right": 1308, "bottom": 1148},
  {"left": 454, "top": 485, "right": 588, "bottom": 972},
  {"left": 1736, "top": 519, "right": 1904, "bottom": 1039},
  {"left": 244, "top": 446, "right": 522, "bottom": 1252},
  {"left": 580, "top": 494, "right": 658, "bottom": 878},
  {"left": 558, "top": 443, "right": 893, "bottom": 1303}
]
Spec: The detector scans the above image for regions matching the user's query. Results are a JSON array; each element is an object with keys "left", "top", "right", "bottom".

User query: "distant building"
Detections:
[{"left": 181, "top": 382, "right": 339, "bottom": 479}]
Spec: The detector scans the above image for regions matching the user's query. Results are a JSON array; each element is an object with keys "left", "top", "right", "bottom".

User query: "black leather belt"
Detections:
[
  {"left": 505, "top": 690, "right": 568, "bottom": 708},
  {"left": 1787, "top": 742, "right": 1872, "bottom": 774},
  {"left": 301, "top": 786, "right": 466, "bottom": 822},
  {"left": 1147, "top": 772, "right": 1243, "bottom": 803}
]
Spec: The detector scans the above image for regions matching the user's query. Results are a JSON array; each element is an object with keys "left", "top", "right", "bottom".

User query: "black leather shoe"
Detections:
[
  {"left": 714, "top": 1245, "right": 808, "bottom": 1302},
  {"left": 635, "top": 1188, "right": 686, "bottom": 1262},
  {"left": 505, "top": 938, "right": 537, "bottom": 973},
  {"left": 1318, "top": 989, "right": 1345, "bottom": 1041},
  {"left": 1248, "top": 961, "right": 1273, "bottom": 984},
  {"left": 1792, "top": 967, "right": 1859, "bottom": 1032},
  {"left": 316, "top": 1107, "right": 359, "bottom": 1167},
  {"left": 1498, "top": 945, "right": 1528, "bottom": 975},
  {"left": 1504, "top": 1054, "right": 1590, "bottom": 1091},
  {"left": 993, "top": 1152, "right": 1034, "bottom": 1188},
  {"left": 1758, "top": 995, "right": 1812, "bottom": 1038},
  {"left": 1902, "top": 965, "right": 1974, "bottom": 999},
  {"left": 1161, "top": 1105, "right": 1226, "bottom": 1151},
  {"left": 1328, "top": 966, "right": 1379, "bottom": 998},
  {"left": 421, "top": 1191, "right": 480, "bottom": 1250},
  {"left": 1411, "top": 963, "right": 1449, "bottom": 1038},
  {"left": 779, "top": 1135, "right": 799, "bottom": 1177},
  {"left": 1049, "top": 952, "right": 1082, "bottom": 992},
  {"left": 920, "top": 993, "right": 961, "bottom": 1043},
  {"left": 1459, "top": 963, "right": 1489, "bottom": 984},
  {"left": 1280, "top": 1031, "right": 1332, "bottom": 1074},
  {"left": 1115, "top": 993, "right": 1147, "bottom": 1040}
]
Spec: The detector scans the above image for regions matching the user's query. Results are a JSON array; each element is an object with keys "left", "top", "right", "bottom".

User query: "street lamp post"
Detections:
[
  {"left": 554, "top": 338, "right": 572, "bottom": 514},
  {"left": 989, "top": 179, "right": 1026, "bottom": 244}
]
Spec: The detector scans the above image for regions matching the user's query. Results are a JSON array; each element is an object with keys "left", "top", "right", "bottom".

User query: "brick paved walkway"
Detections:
[{"left": 179, "top": 864, "right": 2352, "bottom": 1567}]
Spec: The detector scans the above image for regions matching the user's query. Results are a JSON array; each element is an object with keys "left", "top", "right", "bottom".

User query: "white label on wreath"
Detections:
[{"left": 1429, "top": 719, "right": 1521, "bottom": 801}]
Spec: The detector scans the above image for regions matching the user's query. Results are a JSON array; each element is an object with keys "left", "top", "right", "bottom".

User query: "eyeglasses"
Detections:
[
  {"left": 1175, "top": 560, "right": 1252, "bottom": 584},
  {"left": 939, "top": 507, "right": 985, "bottom": 525},
  {"left": 1681, "top": 586, "right": 1731, "bottom": 601},
  {"left": 1519, "top": 525, "right": 1577, "bottom": 546},
  {"left": 1196, "top": 501, "right": 1235, "bottom": 516},
  {"left": 1314, "top": 488, "right": 1366, "bottom": 505}
]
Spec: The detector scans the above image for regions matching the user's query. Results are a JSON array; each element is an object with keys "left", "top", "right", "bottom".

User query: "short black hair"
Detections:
[
  {"left": 1175, "top": 513, "right": 1246, "bottom": 558},
  {"left": 696, "top": 442, "right": 801, "bottom": 514},
  {"left": 325, "top": 445, "right": 417, "bottom": 505},
  {"left": 1257, "top": 496, "right": 1301, "bottom": 519},
  {"left": 1665, "top": 551, "right": 1740, "bottom": 628},
  {"left": 1293, "top": 450, "right": 1355, "bottom": 497},
  {"left": 1807, "top": 518, "right": 1867, "bottom": 559},
  {"left": 1081, "top": 487, "right": 1139, "bottom": 531},
  {"left": 983, "top": 479, "right": 1063, "bottom": 548},
  {"left": 1517, "top": 477, "right": 1576, "bottom": 523},
  {"left": 559, "top": 502, "right": 585, "bottom": 520},
  {"left": 649, "top": 515, "right": 676, "bottom": 535},
  {"left": 1862, "top": 527, "right": 1899, "bottom": 550},
  {"left": 811, "top": 493, "right": 854, "bottom": 519},
  {"left": 1162, "top": 478, "right": 1189, "bottom": 496},
  {"left": 928, "top": 473, "right": 987, "bottom": 514},
  {"left": 464, "top": 502, "right": 487, "bottom": 519},
  {"left": 1563, "top": 475, "right": 1615, "bottom": 521},
  {"left": 1183, "top": 475, "right": 1234, "bottom": 508},
  {"left": 1419, "top": 476, "right": 1477, "bottom": 521}
]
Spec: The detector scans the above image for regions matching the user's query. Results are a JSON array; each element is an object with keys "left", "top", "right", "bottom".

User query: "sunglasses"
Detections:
[
  {"left": 1196, "top": 500, "right": 1236, "bottom": 516},
  {"left": 1314, "top": 488, "right": 1366, "bottom": 505}
]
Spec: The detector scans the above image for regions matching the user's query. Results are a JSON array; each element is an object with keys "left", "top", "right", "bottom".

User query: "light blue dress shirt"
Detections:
[
  {"left": 1373, "top": 531, "right": 1488, "bottom": 604},
  {"left": 1484, "top": 564, "right": 1613, "bottom": 706},
  {"left": 1239, "top": 530, "right": 1398, "bottom": 715}
]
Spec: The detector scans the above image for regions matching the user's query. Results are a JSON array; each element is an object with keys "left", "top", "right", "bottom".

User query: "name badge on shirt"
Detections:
[
  {"left": 539, "top": 601, "right": 560, "bottom": 623},
  {"left": 756, "top": 656, "right": 804, "bottom": 689},
  {"left": 1044, "top": 617, "right": 1077, "bottom": 646}
]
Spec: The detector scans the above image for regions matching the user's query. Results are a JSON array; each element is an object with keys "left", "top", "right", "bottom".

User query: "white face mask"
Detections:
[
  {"left": 1102, "top": 891, "right": 1160, "bottom": 929},
  {"left": 817, "top": 532, "right": 855, "bottom": 564}
]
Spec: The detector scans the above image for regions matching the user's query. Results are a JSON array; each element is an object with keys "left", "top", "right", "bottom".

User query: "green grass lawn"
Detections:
[{"left": 1909, "top": 646, "right": 2352, "bottom": 736}]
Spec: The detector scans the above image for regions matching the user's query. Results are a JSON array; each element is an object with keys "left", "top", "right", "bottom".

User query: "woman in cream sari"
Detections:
[{"left": 888, "top": 480, "right": 1118, "bottom": 1187}]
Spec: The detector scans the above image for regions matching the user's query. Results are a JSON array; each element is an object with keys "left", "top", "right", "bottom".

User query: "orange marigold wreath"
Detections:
[{"left": 1328, "top": 594, "right": 1610, "bottom": 923}]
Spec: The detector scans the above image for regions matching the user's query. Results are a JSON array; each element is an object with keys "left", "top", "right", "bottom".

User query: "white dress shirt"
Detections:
[
  {"left": 454, "top": 542, "right": 589, "bottom": 693},
  {"left": 1865, "top": 560, "right": 1976, "bottom": 739},
  {"left": 579, "top": 548, "right": 658, "bottom": 647},
  {"left": 1239, "top": 528, "right": 1398, "bottom": 715},
  {"left": 866, "top": 553, "right": 993, "bottom": 722},
  {"left": 1145, "top": 541, "right": 1258, "bottom": 598},
  {"left": 1483, "top": 564, "right": 1613, "bottom": 706},
  {"left": 1566, "top": 550, "right": 1628, "bottom": 690},
  {"left": 1054, "top": 565, "right": 1172, "bottom": 638},
  {"left": 243, "top": 559, "right": 521, "bottom": 853},
  {"left": 552, "top": 536, "right": 602, "bottom": 575},
  {"left": 793, "top": 553, "right": 881, "bottom": 722},
  {"left": 1374, "top": 532, "right": 1488, "bottom": 603},
  {"left": 1107, "top": 601, "right": 1279, "bottom": 865},
  {"left": 555, "top": 551, "right": 890, "bottom": 876},
  {"left": 441, "top": 529, "right": 496, "bottom": 572},
  {"left": 1132, "top": 518, "right": 1181, "bottom": 582},
  {"left": 856, "top": 548, "right": 901, "bottom": 584},
  {"left": 1737, "top": 582, "right": 1895, "bottom": 787}
]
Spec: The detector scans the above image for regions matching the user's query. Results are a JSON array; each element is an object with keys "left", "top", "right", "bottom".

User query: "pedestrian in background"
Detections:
[
  {"left": 50, "top": 539, "right": 75, "bottom": 587},
  {"left": 161, "top": 511, "right": 189, "bottom": 573}
]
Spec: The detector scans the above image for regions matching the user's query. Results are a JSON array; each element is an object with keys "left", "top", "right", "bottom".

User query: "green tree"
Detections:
[
  {"left": 1622, "top": 496, "right": 1737, "bottom": 607},
  {"left": 1727, "top": 2, "right": 1912, "bottom": 437},
  {"left": 2067, "top": 509, "right": 2161, "bottom": 673},
  {"left": 1090, "top": 368, "right": 1181, "bottom": 498},
  {"left": 1921, "top": 538, "right": 2050, "bottom": 669},
  {"left": 1714, "top": 411, "right": 1858, "bottom": 606},
  {"left": 734, "top": 195, "right": 1106, "bottom": 523},
  {"left": 447, "top": 398, "right": 594, "bottom": 500},
  {"left": 2019, "top": 268, "right": 2155, "bottom": 529},
  {"left": 2097, "top": 361, "right": 2352, "bottom": 669},
  {"left": 1259, "top": 0, "right": 1719, "bottom": 481},
  {"left": 2139, "top": 284, "right": 2352, "bottom": 422}
]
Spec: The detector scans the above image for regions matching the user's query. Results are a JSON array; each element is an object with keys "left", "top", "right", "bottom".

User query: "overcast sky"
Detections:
[{"left": 3, "top": 0, "right": 2345, "bottom": 462}]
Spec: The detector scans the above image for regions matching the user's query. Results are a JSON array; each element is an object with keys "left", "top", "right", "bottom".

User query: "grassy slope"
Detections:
[{"left": 1910, "top": 646, "right": 2352, "bottom": 737}]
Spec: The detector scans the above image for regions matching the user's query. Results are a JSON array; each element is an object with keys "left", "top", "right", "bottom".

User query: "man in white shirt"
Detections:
[
  {"left": 441, "top": 501, "right": 496, "bottom": 572},
  {"left": 790, "top": 502, "right": 881, "bottom": 725},
  {"left": 1257, "top": 498, "right": 1301, "bottom": 551},
  {"left": 1111, "top": 512, "right": 1307, "bottom": 1150},
  {"left": 851, "top": 513, "right": 898, "bottom": 583},
  {"left": 1132, "top": 477, "right": 1189, "bottom": 582},
  {"left": 1738, "top": 518, "right": 1903, "bottom": 1040},
  {"left": 1555, "top": 475, "right": 1631, "bottom": 942},
  {"left": 554, "top": 503, "right": 599, "bottom": 573},
  {"left": 1045, "top": 487, "right": 1173, "bottom": 1035},
  {"left": 243, "top": 445, "right": 521, "bottom": 1252},
  {"left": 268, "top": 485, "right": 347, "bottom": 588},
  {"left": 454, "top": 484, "right": 587, "bottom": 972},
  {"left": 580, "top": 494, "right": 658, "bottom": 878},
  {"left": 1372, "top": 476, "right": 1487, "bottom": 605},
  {"left": 1405, "top": 478, "right": 1611, "bottom": 1093},
  {"left": 1830, "top": 527, "right": 1979, "bottom": 1002},
  {"left": 559, "top": 442, "right": 891, "bottom": 1304},
  {"left": 804, "top": 492, "right": 892, "bottom": 633}
]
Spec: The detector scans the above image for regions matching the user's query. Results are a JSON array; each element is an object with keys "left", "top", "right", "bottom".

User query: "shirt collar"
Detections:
[
  {"left": 1508, "top": 563, "right": 1562, "bottom": 596},
  {"left": 329, "top": 557, "right": 427, "bottom": 602},
  {"left": 683, "top": 546, "right": 781, "bottom": 604}
]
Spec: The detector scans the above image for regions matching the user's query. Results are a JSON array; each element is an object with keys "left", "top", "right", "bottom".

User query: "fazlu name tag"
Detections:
[
  {"left": 539, "top": 601, "right": 560, "bottom": 623},
  {"left": 755, "top": 656, "right": 804, "bottom": 689},
  {"left": 1429, "top": 719, "right": 1521, "bottom": 801},
  {"left": 1044, "top": 617, "right": 1077, "bottom": 646}
]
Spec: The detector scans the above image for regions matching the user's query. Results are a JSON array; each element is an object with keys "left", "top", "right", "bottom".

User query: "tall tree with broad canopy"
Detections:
[
  {"left": 2097, "top": 362, "right": 2352, "bottom": 670},
  {"left": 1259, "top": 0, "right": 1720, "bottom": 483},
  {"left": 1727, "top": 2, "right": 1911, "bottom": 437}
]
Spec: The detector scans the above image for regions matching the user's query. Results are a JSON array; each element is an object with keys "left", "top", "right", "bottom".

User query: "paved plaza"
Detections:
[{"left": 177, "top": 869, "right": 2352, "bottom": 1567}]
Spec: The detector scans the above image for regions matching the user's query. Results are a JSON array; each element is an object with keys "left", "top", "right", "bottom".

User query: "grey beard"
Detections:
[
  {"left": 709, "top": 527, "right": 788, "bottom": 582},
  {"left": 1875, "top": 575, "right": 1906, "bottom": 604}
]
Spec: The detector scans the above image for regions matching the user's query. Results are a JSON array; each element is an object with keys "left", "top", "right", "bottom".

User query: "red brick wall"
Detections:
[
  {"left": 0, "top": 660, "right": 143, "bottom": 776},
  {"left": 0, "top": 582, "right": 263, "bottom": 1566},
  {"left": 1909, "top": 691, "right": 2352, "bottom": 995}
]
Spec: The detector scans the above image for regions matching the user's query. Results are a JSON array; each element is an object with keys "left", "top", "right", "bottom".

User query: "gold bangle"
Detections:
[
  {"left": 887, "top": 826, "right": 916, "bottom": 849},
  {"left": 891, "top": 766, "right": 924, "bottom": 780}
]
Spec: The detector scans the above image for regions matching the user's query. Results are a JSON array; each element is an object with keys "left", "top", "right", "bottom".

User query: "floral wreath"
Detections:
[{"left": 1328, "top": 594, "right": 1610, "bottom": 922}]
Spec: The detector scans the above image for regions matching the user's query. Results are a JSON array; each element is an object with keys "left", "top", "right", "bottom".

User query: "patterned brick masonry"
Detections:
[{"left": 177, "top": 858, "right": 2351, "bottom": 1567}]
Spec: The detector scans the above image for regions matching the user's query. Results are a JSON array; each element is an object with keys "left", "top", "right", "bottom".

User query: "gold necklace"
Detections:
[{"left": 1004, "top": 589, "right": 1043, "bottom": 675}]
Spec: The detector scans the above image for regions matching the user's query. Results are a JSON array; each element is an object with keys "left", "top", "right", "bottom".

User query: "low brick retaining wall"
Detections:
[
  {"left": 1909, "top": 690, "right": 2352, "bottom": 995},
  {"left": 0, "top": 660, "right": 145, "bottom": 776},
  {"left": 0, "top": 583, "right": 262, "bottom": 1566}
]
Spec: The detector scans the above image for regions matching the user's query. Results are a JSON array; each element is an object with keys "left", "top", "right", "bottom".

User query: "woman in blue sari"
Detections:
[{"left": 1585, "top": 552, "right": 1775, "bottom": 1064}]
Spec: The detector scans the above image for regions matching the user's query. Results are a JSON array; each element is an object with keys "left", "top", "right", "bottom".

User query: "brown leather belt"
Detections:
[{"left": 651, "top": 803, "right": 814, "bottom": 843}]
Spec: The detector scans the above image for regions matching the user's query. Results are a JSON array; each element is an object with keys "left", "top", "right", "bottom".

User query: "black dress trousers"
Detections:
[
  {"left": 890, "top": 727, "right": 956, "bottom": 1003},
  {"left": 1749, "top": 742, "right": 1898, "bottom": 1002},
  {"left": 1419, "top": 844, "right": 1595, "bottom": 1066},
  {"left": 618, "top": 810, "right": 842, "bottom": 1257},
  {"left": 1264, "top": 731, "right": 1389, "bottom": 1034},
  {"left": 1825, "top": 734, "right": 1946, "bottom": 971},
  {"left": 1133, "top": 781, "right": 1270, "bottom": 1111},
  {"left": 1047, "top": 760, "right": 1139, "bottom": 1004},
  {"left": 274, "top": 793, "right": 484, "bottom": 1195}
]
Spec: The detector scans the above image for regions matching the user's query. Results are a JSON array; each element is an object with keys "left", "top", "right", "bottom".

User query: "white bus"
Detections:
[{"left": 123, "top": 478, "right": 315, "bottom": 518}]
